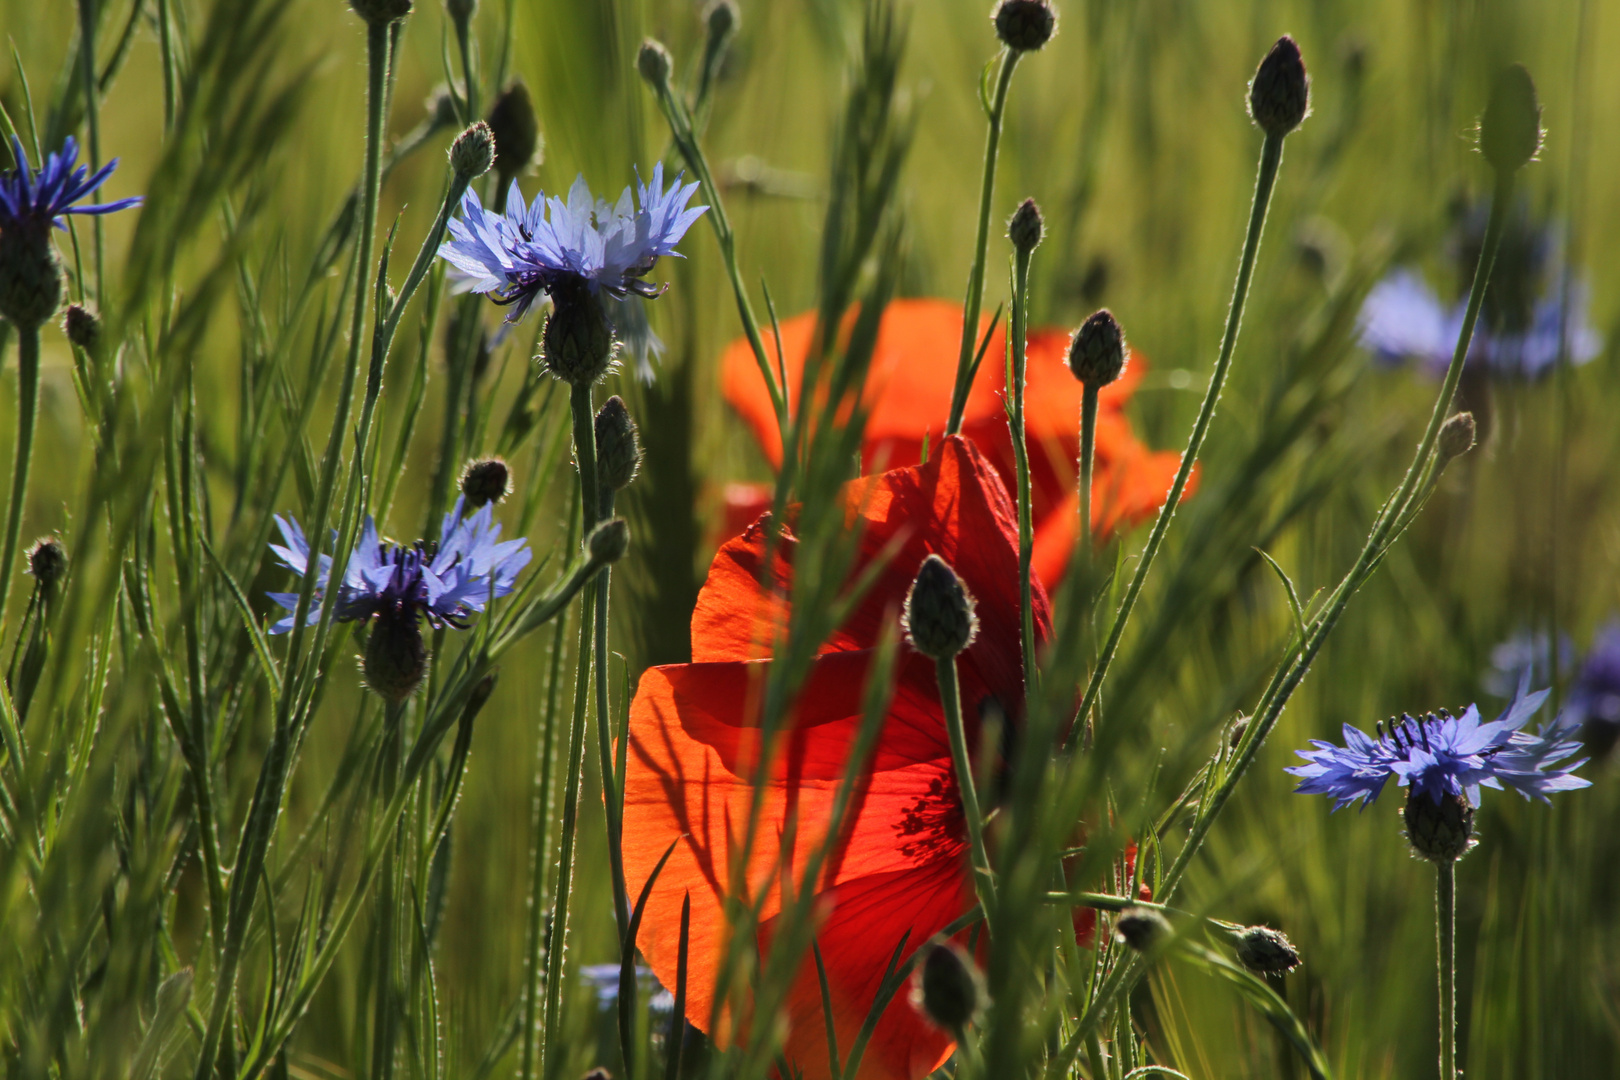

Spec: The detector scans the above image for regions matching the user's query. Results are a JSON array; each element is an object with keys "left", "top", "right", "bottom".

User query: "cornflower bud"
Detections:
[
  {"left": 0, "top": 227, "right": 63, "bottom": 330},
  {"left": 1438, "top": 412, "right": 1476, "bottom": 464},
  {"left": 1233, "top": 925, "right": 1301, "bottom": 974},
  {"left": 486, "top": 83, "right": 540, "bottom": 183},
  {"left": 349, "top": 0, "right": 413, "bottom": 27},
  {"left": 705, "top": 0, "right": 739, "bottom": 42},
  {"left": 912, "top": 942, "right": 983, "bottom": 1032},
  {"left": 588, "top": 518, "right": 631, "bottom": 564},
  {"left": 445, "top": 0, "right": 476, "bottom": 22},
  {"left": 993, "top": 0, "right": 1056, "bottom": 53},
  {"left": 1007, "top": 197, "right": 1044, "bottom": 254},
  {"left": 26, "top": 537, "right": 66, "bottom": 587},
  {"left": 1479, "top": 63, "right": 1542, "bottom": 174},
  {"left": 364, "top": 608, "right": 429, "bottom": 705},
  {"left": 903, "top": 555, "right": 978, "bottom": 660},
  {"left": 1067, "top": 309, "right": 1127, "bottom": 388},
  {"left": 542, "top": 280, "right": 616, "bottom": 386},
  {"left": 459, "top": 457, "right": 512, "bottom": 507},
  {"left": 1114, "top": 905, "right": 1170, "bottom": 953},
  {"left": 1403, "top": 790, "right": 1475, "bottom": 863},
  {"left": 64, "top": 304, "right": 100, "bottom": 351},
  {"left": 638, "top": 39, "right": 674, "bottom": 90},
  {"left": 1249, "top": 35, "right": 1310, "bottom": 137},
  {"left": 450, "top": 121, "right": 496, "bottom": 180},
  {"left": 594, "top": 396, "right": 642, "bottom": 493}
]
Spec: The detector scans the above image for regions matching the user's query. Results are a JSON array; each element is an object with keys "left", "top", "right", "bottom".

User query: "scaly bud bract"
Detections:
[
  {"left": 595, "top": 396, "right": 642, "bottom": 493},
  {"left": 364, "top": 609, "right": 429, "bottom": 705},
  {"left": 1249, "top": 35, "right": 1310, "bottom": 137},
  {"left": 450, "top": 121, "right": 495, "bottom": 180},
  {"left": 1007, "top": 197, "right": 1044, "bottom": 253},
  {"left": 459, "top": 457, "right": 512, "bottom": 507},
  {"left": 1067, "top": 309, "right": 1127, "bottom": 387},
  {"left": 588, "top": 518, "right": 631, "bottom": 564},
  {"left": 542, "top": 280, "right": 616, "bottom": 386},
  {"left": 993, "top": 0, "right": 1056, "bottom": 52},
  {"left": 1233, "top": 926, "right": 1301, "bottom": 974},
  {"left": 903, "top": 555, "right": 979, "bottom": 660},
  {"left": 0, "top": 228, "right": 63, "bottom": 329},
  {"left": 1404, "top": 790, "right": 1475, "bottom": 863}
]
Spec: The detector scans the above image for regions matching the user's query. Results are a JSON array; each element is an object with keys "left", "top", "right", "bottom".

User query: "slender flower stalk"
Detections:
[
  {"left": 1007, "top": 198, "right": 1042, "bottom": 692},
  {"left": 1437, "top": 860, "right": 1456, "bottom": 1080},
  {"left": 938, "top": 654, "right": 995, "bottom": 918},
  {"left": 0, "top": 327, "right": 39, "bottom": 628},
  {"left": 1078, "top": 388, "right": 1098, "bottom": 554},
  {"left": 1067, "top": 309, "right": 1129, "bottom": 567}
]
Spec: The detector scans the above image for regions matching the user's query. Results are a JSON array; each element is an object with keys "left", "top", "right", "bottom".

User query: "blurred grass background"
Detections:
[{"left": 3, "top": 0, "right": 1618, "bottom": 1075}]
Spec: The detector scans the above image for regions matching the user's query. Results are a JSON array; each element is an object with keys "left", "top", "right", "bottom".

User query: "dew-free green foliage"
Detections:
[{"left": 0, "top": 1, "right": 1617, "bottom": 1078}]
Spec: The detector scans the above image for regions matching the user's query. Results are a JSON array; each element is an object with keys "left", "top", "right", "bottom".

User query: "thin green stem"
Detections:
[
  {"left": 76, "top": 0, "right": 104, "bottom": 307},
  {"left": 946, "top": 49, "right": 1020, "bottom": 436},
  {"left": 1064, "top": 132, "right": 1286, "bottom": 753},
  {"left": 1009, "top": 247, "right": 1037, "bottom": 693},
  {"left": 1437, "top": 860, "right": 1457, "bottom": 1080},
  {"left": 0, "top": 324, "right": 39, "bottom": 628},
  {"left": 937, "top": 655, "right": 995, "bottom": 920},
  {"left": 1078, "top": 386, "right": 1099, "bottom": 558}
]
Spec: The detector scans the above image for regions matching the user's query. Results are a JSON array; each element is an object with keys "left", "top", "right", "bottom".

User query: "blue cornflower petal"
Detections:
[{"left": 1, "top": 136, "right": 142, "bottom": 231}]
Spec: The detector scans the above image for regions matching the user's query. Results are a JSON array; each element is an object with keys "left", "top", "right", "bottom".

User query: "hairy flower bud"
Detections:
[
  {"left": 1114, "top": 905, "right": 1170, "bottom": 953},
  {"left": 450, "top": 121, "right": 495, "bottom": 180},
  {"left": 364, "top": 609, "right": 428, "bottom": 705},
  {"left": 459, "top": 457, "right": 512, "bottom": 507},
  {"left": 1479, "top": 63, "right": 1542, "bottom": 173},
  {"left": 27, "top": 537, "right": 66, "bottom": 587},
  {"left": 595, "top": 396, "right": 642, "bottom": 493},
  {"left": 1233, "top": 926, "right": 1301, "bottom": 974},
  {"left": 64, "top": 304, "right": 100, "bottom": 351},
  {"left": 1067, "top": 309, "right": 1127, "bottom": 388},
  {"left": 638, "top": 39, "right": 674, "bottom": 90},
  {"left": 904, "top": 555, "right": 978, "bottom": 660},
  {"left": 1249, "top": 35, "right": 1310, "bottom": 137},
  {"left": 486, "top": 83, "right": 540, "bottom": 184},
  {"left": 588, "top": 517, "right": 631, "bottom": 564},
  {"left": 349, "top": 0, "right": 413, "bottom": 26},
  {"left": 993, "top": 0, "right": 1056, "bottom": 53},
  {"left": 1438, "top": 412, "right": 1476, "bottom": 464},
  {"left": 542, "top": 281, "right": 616, "bottom": 386},
  {"left": 0, "top": 228, "right": 63, "bottom": 329},
  {"left": 705, "top": 0, "right": 739, "bottom": 42},
  {"left": 1403, "top": 790, "right": 1475, "bottom": 863},
  {"left": 912, "top": 943, "right": 982, "bottom": 1032},
  {"left": 1007, "top": 197, "right": 1044, "bottom": 254}
]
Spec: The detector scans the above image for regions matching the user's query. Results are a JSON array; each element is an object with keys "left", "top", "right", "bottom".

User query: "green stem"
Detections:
[
  {"left": 937, "top": 655, "right": 995, "bottom": 921},
  {"left": 1438, "top": 860, "right": 1457, "bottom": 1080},
  {"left": 1009, "top": 247, "right": 1037, "bottom": 693},
  {"left": 0, "top": 324, "right": 39, "bottom": 629},
  {"left": 76, "top": 0, "right": 104, "bottom": 306},
  {"left": 946, "top": 49, "right": 1020, "bottom": 436},
  {"left": 1063, "top": 132, "right": 1286, "bottom": 753},
  {"left": 1078, "top": 385, "right": 1099, "bottom": 558}
]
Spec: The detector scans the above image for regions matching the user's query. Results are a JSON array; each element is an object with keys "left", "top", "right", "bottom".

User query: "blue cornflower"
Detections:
[
  {"left": 1288, "top": 676, "right": 1590, "bottom": 810},
  {"left": 436, "top": 163, "right": 706, "bottom": 325},
  {"left": 1567, "top": 619, "right": 1620, "bottom": 744},
  {"left": 0, "top": 135, "right": 142, "bottom": 232},
  {"left": 1482, "top": 627, "right": 1573, "bottom": 699},
  {"left": 265, "top": 496, "right": 531, "bottom": 635}
]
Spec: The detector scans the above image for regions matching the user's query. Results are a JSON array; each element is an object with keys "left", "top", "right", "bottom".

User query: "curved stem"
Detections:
[
  {"left": 1437, "top": 860, "right": 1457, "bottom": 1080},
  {"left": 1063, "top": 132, "right": 1285, "bottom": 753},
  {"left": 937, "top": 655, "right": 995, "bottom": 922},
  {"left": 0, "top": 324, "right": 39, "bottom": 628},
  {"left": 947, "top": 50, "right": 1020, "bottom": 436}
]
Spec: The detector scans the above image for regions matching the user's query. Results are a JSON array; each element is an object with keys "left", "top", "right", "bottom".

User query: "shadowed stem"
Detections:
[
  {"left": 1063, "top": 131, "right": 1286, "bottom": 753},
  {"left": 937, "top": 655, "right": 995, "bottom": 922},
  {"left": 1078, "top": 385, "right": 1099, "bottom": 558},
  {"left": 1437, "top": 860, "right": 1457, "bottom": 1080},
  {"left": 947, "top": 49, "right": 1020, "bottom": 436},
  {"left": 76, "top": 0, "right": 104, "bottom": 306},
  {"left": 1009, "top": 248, "right": 1037, "bottom": 693},
  {"left": 0, "top": 324, "right": 39, "bottom": 628}
]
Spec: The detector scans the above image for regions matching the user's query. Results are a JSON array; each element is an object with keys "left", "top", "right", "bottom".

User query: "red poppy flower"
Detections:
[
  {"left": 623, "top": 436, "right": 1049, "bottom": 1080},
  {"left": 719, "top": 298, "right": 1191, "bottom": 582}
]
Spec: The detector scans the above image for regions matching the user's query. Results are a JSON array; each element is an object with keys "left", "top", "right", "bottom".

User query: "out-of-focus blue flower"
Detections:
[
  {"left": 578, "top": 962, "right": 675, "bottom": 1016},
  {"left": 1288, "top": 676, "right": 1590, "bottom": 809},
  {"left": 0, "top": 136, "right": 142, "bottom": 232},
  {"left": 266, "top": 496, "right": 530, "bottom": 634},
  {"left": 1483, "top": 627, "right": 1574, "bottom": 699},
  {"left": 1567, "top": 619, "right": 1620, "bottom": 735},
  {"left": 436, "top": 163, "right": 707, "bottom": 325}
]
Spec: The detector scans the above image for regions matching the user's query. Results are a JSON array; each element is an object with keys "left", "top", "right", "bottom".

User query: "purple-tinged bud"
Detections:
[
  {"left": 1249, "top": 35, "right": 1310, "bottom": 136},
  {"left": 904, "top": 555, "right": 978, "bottom": 660},
  {"left": 349, "top": 0, "right": 413, "bottom": 27},
  {"left": 1114, "top": 905, "right": 1170, "bottom": 953},
  {"left": 0, "top": 228, "right": 63, "bottom": 330},
  {"left": 364, "top": 609, "right": 428, "bottom": 705},
  {"left": 1479, "top": 63, "right": 1542, "bottom": 174},
  {"left": 912, "top": 942, "right": 983, "bottom": 1032},
  {"left": 588, "top": 518, "right": 631, "bottom": 564},
  {"left": 594, "top": 396, "right": 641, "bottom": 493},
  {"left": 638, "top": 39, "right": 674, "bottom": 90},
  {"left": 1233, "top": 926, "right": 1301, "bottom": 974},
  {"left": 486, "top": 83, "right": 540, "bottom": 184},
  {"left": 26, "top": 537, "right": 66, "bottom": 587},
  {"left": 1403, "top": 790, "right": 1475, "bottom": 863},
  {"left": 1007, "top": 197, "right": 1045, "bottom": 254},
  {"left": 459, "top": 457, "right": 512, "bottom": 507},
  {"left": 450, "top": 121, "right": 495, "bottom": 180},
  {"left": 1438, "top": 412, "right": 1476, "bottom": 465},
  {"left": 1067, "top": 309, "right": 1127, "bottom": 388},
  {"left": 64, "top": 304, "right": 100, "bottom": 352},
  {"left": 993, "top": 0, "right": 1056, "bottom": 53}
]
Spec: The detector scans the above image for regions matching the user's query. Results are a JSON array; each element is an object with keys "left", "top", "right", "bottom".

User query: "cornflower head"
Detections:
[
  {"left": 266, "top": 497, "right": 531, "bottom": 703},
  {"left": 436, "top": 163, "right": 706, "bottom": 384},
  {"left": 0, "top": 136, "right": 142, "bottom": 328},
  {"left": 1567, "top": 619, "right": 1620, "bottom": 755},
  {"left": 1482, "top": 627, "right": 1573, "bottom": 699}
]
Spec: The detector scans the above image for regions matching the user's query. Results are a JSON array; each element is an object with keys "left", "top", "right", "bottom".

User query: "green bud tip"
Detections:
[
  {"left": 542, "top": 280, "right": 616, "bottom": 386},
  {"left": 487, "top": 83, "right": 541, "bottom": 181},
  {"left": 1007, "top": 197, "right": 1045, "bottom": 253},
  {"left": 912, "top": 942, "right": 983, "bottom": 1032},
  {"left": 594, "top": 396, "right": 642, "bottom": 493},
  {"left": 26, "top": 538, "right": 66, "bottom": 586},
  {"left": 1067, "top": 308, "right": 1127, "bottom": 388},
  {"left": 993, "top": 0, "right": 1056, "bottom": 53},
  {"left": 1479, "top": 63, "right": 1542, "bottom": 173},
  {"left": 430, "top": 86, "right": 461, "bottom": 128},
  {"left": 64, "top": 304, "right": 100, "bottom": 351},
  {"left": 450, "top": 121, "right": 496, "bottom": 180},
  {"left": 445, "top": 0, "right": 476, "bottom": 23},
  {"left": 903, "top": 554, "right": 979, "bottom": 660},
  {"left": 705, "top": 0, "right": 739, "bottom": 42},
  {"left": 1438, "top": 412, "right": 1476, "bottom": 463},
  {"left": 638, "top": 39, "right": 674, "bottom": 89},
  {"left": 349, "top": 0, "right": 413, "bottom": 27},
  {"left": 1249, "top": 35, "right": 1310, "bottom": 137},
  {"left": 1233, "top": 926, "right": 1301, "bottom": 974},
  {"left": 459, "top": 457, "right": 512, "bottom": 508},
  {"left": 1403, "top": 790, "right": 1475, "bottom": 863},
  {"left": 1114, "top": 905, "right": 1170, "bottom": 953},
  {"left": 363, "top": 610, "right": 428, "bottom": 706},
  {"left": 588, "top": 518, "right": 631, "bottom": 564},
  {"left": 0, "top": 226, "right": 64, "bottom": 330}
]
